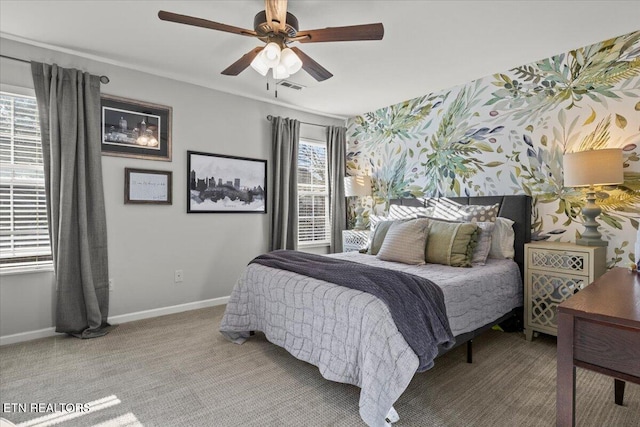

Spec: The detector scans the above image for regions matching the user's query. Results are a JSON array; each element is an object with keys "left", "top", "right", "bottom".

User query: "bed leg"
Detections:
[{"left": 466, "top": 340, "right": 473, "bottom": 364}]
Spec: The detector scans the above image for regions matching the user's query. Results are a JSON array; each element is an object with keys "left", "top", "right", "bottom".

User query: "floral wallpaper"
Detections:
[{"left": 346, "top": 30, "right": 640, "bottom": 267}]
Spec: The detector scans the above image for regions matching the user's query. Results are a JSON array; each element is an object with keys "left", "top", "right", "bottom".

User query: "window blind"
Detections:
[
  {"left": 0, "top": 92, "right": 52, "bottom": 271},
  {"left": 298, "top": 140, "right": 330, "bottom": 245}
]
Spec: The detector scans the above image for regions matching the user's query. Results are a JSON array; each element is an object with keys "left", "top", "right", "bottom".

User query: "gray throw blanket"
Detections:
[{"left": 251, "top": 249, "right": 455, "bottom": 372}]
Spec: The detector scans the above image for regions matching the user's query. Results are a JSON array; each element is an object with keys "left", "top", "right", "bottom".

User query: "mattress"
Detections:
[{"left": 330, "top": 252, "right": 523, "bottom": 336}]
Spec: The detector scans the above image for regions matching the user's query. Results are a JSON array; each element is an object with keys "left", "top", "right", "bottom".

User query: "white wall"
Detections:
[{"left": 0, "top": 37, "right": 343, "bottom": 338}]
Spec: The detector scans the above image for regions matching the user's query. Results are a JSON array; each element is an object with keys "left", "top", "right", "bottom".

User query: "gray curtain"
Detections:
[
  {"left": 327, "top": 126, "right": 347, "bottom": 253},
  {"left": 31, "top": 62, "right": 111, "bottom": 338},
  {"left": 269, "top": 116, "right": 300, "bottom": 251}
]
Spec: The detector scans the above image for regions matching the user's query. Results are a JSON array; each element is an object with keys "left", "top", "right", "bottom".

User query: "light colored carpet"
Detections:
[{"left": 0, "top": 305, "right": 638, "bottom": 426}]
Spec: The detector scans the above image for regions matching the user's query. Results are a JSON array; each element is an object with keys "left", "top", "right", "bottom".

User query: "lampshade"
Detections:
[
  {"left": 344, "top": 175, "right": 372, "bottom": 197},
  {"left": 280, "top": 48, "right": 303, "bottom": 74},
  {"left": 250, "top": 51, "right": 269, "bottom": 76},
  {"left": 563, "top": 148, "right": 624, "bottom": 187},
  {"left": 262, "top": 42, "right": 281, "bottom": 68},
  {"left": 272, "top": 63, "right": 290, "bottom": 79}
]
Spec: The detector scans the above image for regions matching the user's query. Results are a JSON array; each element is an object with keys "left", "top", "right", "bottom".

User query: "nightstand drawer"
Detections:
[
  {"left": 528, "top": 270, "right": 590, "bottom": 330},
  {"left": 524, "top": 242, "right": 606, "bottom": 341},
  {"left": 528, "top": 248, "right": 589, "bottom": 275}
]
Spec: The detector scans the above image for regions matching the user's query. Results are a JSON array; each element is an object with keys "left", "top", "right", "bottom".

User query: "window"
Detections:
[
  {"left": 298, "top": 139, "right": 330, "bottom": 245},
  {"left": 0, "top": 91, "right": 51, "bottom": 272}
]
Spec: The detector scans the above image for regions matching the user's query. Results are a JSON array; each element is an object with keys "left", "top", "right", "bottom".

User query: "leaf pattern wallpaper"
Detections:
[{"left": 346, "top": 30, "right": 640, "bottom": 267}]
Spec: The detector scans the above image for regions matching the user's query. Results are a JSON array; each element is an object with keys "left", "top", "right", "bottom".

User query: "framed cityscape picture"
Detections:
[
  {"left": 100, "top": 95, "right": 172, "bottom": 161},
  {"left": 187, "top": 150, "right": 267, "bottom": 213}
]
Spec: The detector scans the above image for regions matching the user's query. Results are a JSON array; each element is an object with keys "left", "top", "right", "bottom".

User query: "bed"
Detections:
[{"left": 220, "top": 195, "right": 531, "bottom": 427}]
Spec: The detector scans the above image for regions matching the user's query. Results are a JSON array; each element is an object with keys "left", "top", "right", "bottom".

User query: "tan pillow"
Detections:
[
  {"left": 377, "top": 219, "right": 430, "bottom": 265},
  {"left": 426, "top": 220, "right": 479, "bottom": 267}
]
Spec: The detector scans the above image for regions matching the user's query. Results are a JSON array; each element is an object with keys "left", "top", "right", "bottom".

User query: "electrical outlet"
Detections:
[
  {"left": 108, "top": 279, "right": 114, "bottom": 291},
  {"left": 174, "top": 270, "right": 184, "bottom": 283}
]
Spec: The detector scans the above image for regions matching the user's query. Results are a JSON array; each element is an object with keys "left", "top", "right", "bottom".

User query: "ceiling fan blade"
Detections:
[
  {"left": 265, "top": 0, "right": 288, "bottom": 33},
  {"left": 158, "top": 10, "right": 257, "bottom": 37},
  {"left": 290, "top": 47, "right": 333, "bottom": 82},
  {"left": 297, "top": 23, "right": 384, "bottom": 43},
  {"left": 221, "top": 47, "right": 264, "bottom": 76}
]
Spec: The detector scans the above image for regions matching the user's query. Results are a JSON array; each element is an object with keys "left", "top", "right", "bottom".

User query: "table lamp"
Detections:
[
  {"left": 563, "top": 148, "right": 624, "bottom": 246},
  {"left": 344, "top": 175, "right": 372, "bottom": 230}
]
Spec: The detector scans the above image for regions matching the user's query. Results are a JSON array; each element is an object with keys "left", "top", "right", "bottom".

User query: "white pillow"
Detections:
[
  {"left": 472, "top": 221, "right": 496, "bottom": 265},
  {"left": 388, "top": 204, "right": 434, "bottom": 220},
  {"left": 489, "top": 217, "right": 515, "bottom": 259},
  {"left": 377, "top": 218, "right": 430, "bottom": 265}
]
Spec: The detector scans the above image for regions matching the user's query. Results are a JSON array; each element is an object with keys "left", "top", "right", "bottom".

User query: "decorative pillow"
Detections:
[
  {"left": 432, "top": 200, "right": 500, "bottom": 223},
  {"left": 471, "top": 222, "right": 496, "bottom": 265},
  {"left": 368, "top": 218, "right": 409, "bottom": 255},
  {"left": 489, "top": 217, "right": 516, "bottom": 259},
  {"left": 369, "top": 214, "right": 386, "bottom": 229},
  {"left": 426, "top": 220, "right": 479, "bottom": 267},
  {"left": 377, "top": 219, "right": 430, "bottom": 265},
  {"left": 388, "top": 204, "right": 434, "bottom": 219}
]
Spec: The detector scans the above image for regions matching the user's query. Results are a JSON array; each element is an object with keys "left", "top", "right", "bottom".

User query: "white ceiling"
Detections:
[{"left": 1, "top": 1, "right": 639, "bottom": 119}]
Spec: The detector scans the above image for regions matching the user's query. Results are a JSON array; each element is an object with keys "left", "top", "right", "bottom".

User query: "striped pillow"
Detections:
[{"left": 376, "top": 219, "right": 430, "bottom": 265}]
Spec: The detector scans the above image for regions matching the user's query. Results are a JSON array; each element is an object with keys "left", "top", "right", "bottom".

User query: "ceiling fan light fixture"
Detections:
[
  {"left": 262, "top": 42, "right": 281, "bottom": 67},
  {"left": 250, "top": 50, "right": 270, "bottom": 76},
  {"left": 280, "top": 48, "right": 302, "bottom": 74},
  {"left": 272, "top": 63, "right": 290, "bottom": 79}
]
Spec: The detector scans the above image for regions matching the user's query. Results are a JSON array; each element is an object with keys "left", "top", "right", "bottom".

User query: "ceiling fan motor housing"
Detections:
[{"left": 254, "top": 11, "right": 299, "bottom": 38}]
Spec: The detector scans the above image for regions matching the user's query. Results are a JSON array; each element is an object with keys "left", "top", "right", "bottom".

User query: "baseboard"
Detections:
[
  {"left": 0, "top": 296, "right": 229, "bottom": 346},
  {"left": 108, "top": 296, "right": 229, "bottom": 324}
]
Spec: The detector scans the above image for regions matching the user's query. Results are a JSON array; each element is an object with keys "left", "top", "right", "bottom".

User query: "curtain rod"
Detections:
[
  {"left": 266, "top": 115, "right": 328, "bottom": 128},
  {"left": 0, "top": 54, "right": 110, "bottom": 84}
]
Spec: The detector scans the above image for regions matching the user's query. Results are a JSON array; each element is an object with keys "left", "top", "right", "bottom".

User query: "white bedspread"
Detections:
[{"left": 219, "top": 253, "right": 522, "bottom": 426}]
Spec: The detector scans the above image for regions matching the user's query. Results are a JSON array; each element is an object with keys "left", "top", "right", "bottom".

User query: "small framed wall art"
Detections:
[
  {"left": 101, "top": 95, "right": 172, "bottom": 161},
  {"left": 187, "top": 150, "right": 267, "bottom": 213},
  {"left": 124, "top": 168, "right": 172, "bottom": 205}
]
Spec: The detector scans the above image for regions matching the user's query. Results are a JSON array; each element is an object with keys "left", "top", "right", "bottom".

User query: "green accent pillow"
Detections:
[
  {"left": 426, "top": 220, "right": 479, "bottom": 267},
  {"left": 368, "top": 220, "right": 394, "bottom": 255}
]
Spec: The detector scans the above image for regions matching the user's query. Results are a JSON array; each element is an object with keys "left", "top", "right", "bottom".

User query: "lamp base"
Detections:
[
  {"left": 353, "top": 205, "right": 366, "bottom": 230},
  {"left": 575, "top": 237, "right": 608, "bottom": 247},
  {"left": 576, "top": 188, "right": 608, "bottom": 247}
]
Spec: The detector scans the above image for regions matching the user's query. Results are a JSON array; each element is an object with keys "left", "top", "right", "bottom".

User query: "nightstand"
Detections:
[
  {"left": 524, "top": 241, "right": 606, "bottom": 341},
  {"left": 342, "top": 229, "right": 370, "bottom": 252}
]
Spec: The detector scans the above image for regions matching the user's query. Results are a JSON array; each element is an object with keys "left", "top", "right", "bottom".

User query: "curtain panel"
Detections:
[
  {"left": 327, "top": 126, "right": 347, "bottom": 253},
  {"left": 269, "top": 116, "right": 300, "bottom": 251},
  {"left": 31, "top": 62, "right": 111, "bottom": 338}
]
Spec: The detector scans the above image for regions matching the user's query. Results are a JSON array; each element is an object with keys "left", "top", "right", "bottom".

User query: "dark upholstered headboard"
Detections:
[{"left": 390, "top": 195, "right": 532, "bottom": 277}]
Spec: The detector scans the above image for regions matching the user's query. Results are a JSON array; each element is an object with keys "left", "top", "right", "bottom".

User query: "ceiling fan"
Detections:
[{"left": 158, "top": 0, "right": 384, "bottom": 82}]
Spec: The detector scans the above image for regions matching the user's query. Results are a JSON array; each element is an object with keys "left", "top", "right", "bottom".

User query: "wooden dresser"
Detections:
[{"left": 556, "top": 267, "right": 640, "bottom": 426}]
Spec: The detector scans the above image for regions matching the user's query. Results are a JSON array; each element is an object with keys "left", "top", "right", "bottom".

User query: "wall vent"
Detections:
[{"left": 277, "top": 80, "right": 305, "bottom": 91}]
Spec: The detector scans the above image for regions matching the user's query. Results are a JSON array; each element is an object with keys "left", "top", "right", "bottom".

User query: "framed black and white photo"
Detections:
[
  {"left": 125, "top": 168, "right": 172, "bottom": 205},
  {"left": 187, "top": 151, "right": 267, "bottom": 213},
  {"left": 101, "top": 95, "right": 172, "bottom": 161}
]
